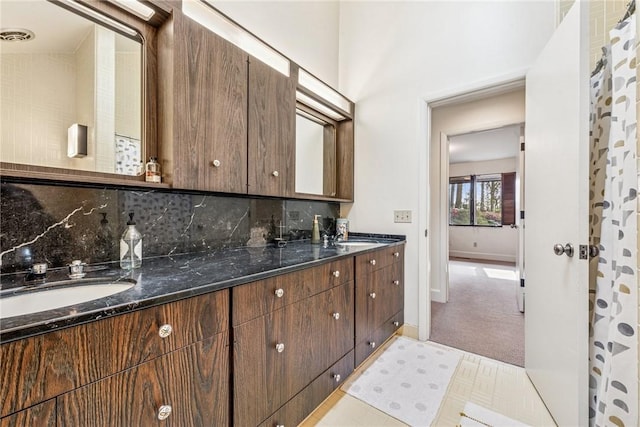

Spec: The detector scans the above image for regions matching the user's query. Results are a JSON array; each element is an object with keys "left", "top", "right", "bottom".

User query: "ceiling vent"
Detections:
[{"left": 0, "top": 29, "right": 35, "bottom": 42}]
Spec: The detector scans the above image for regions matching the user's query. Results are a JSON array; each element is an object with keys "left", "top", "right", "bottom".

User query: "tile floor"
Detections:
[{"left": 300, "top": 335, "right": 556, "bottom": 427}]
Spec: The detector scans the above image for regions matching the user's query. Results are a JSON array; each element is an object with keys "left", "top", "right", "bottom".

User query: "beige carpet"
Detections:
[{"left": 430, "top": 259, "right": 524, "bottom": 366}]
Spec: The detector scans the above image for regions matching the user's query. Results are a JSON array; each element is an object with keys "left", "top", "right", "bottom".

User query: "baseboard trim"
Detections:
[
  {"left": 449, "top": 250, "right": 516, "bottom": 263},
  {"left": 399, "top": 323, "right": 419, "bottom": 340}
]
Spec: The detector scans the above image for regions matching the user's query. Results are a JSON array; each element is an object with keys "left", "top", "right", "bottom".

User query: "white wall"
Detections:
[
  {"left": 449, "top": 157, "right": 518, "bottom": 263},
  {"left": 211, "top": 1, "right": 340, "bottom": 87},
  {"left": 339, "top": 3, "right": 555, "bottom": 330}
]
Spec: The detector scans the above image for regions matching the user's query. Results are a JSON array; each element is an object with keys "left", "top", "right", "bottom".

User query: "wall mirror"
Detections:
[
  {"left": 295, "top": 108, "right": 336, "bottom": 197},
  {"left": 1, "top": 0, "right": 144, "bottom": 176}
]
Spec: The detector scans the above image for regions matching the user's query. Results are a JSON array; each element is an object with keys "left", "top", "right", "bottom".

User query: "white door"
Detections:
[{"left": 524, "top": 1, "right": 589, "bottom": 426}]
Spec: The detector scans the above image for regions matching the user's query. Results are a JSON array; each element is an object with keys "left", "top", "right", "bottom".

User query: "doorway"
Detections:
[{"left": 429, "top": 124, "right": 524, "bottom": 366}]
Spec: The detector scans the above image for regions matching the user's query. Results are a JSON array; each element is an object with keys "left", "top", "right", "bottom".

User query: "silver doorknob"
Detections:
[
  {"left": 392, "top": 280, "right": 400, "bottom": 286},
  {"left": 158, "top": 324, "right": 173, "bottom": 338},
  {"left": 332, "top": 270, "right": 340, "bottom": 278},
  {"left": 211, "top": 159, "right": 221, "bottom": 167},
  {"left": 275, "top": 288, "right": 284, "bottom": 298},
  {"left": 333, "top": 373, "right": 341, "bottom": 382},
  {"left": 393, "top": 321, "right": 400, "bottom": 327},
  {"left": 332, "top": 312, "right": 340, "bottom": 320},
  {"left": 510, "top": 223, "right": 518, "bottom": 229},
  {"left": 369, "top": 292, "right": 376, "bottom": 299},
  {"left": 157, "top": 405, "right": 172, "bottom": 420},
  {"left": 369, "top": 259, "right": 376, "bottom": 265},
  {"left": 553, "top": 243, "right": 574, "bottom": 257},
  {"left": 272, "top": 170, "right": 279, "bottom": 177},
  {"left": 369, "top": 341, "right": 376, "bottom": 348},
  {"left": 275, "top": 343, "right": 285, "bottom": 353},
  {"left": 393, "top": 252, "right": 400, "bottom": 257}
]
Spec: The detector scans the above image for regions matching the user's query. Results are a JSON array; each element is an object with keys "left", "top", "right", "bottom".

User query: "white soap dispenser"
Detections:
[{"left": 120, "top": 212, "right": 142, "bottom": 269}]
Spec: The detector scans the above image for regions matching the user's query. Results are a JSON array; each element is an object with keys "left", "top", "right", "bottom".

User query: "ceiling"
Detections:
[
  {"left": 0, "top": 0, "right": 138, "bottom": 54},
  {"left": 448, "top": 124, "right": 521, "bottom": 164}
]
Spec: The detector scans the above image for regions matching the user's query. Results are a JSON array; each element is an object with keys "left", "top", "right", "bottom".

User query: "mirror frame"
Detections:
[
  {"left": 292, "top": 64, "right": 355, "bottom": 202},
  {"left": 0, "top": 0, "right": 169, "bottom": 187}
]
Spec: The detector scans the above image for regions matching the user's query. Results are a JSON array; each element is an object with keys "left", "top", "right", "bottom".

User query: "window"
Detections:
[{"left": 449, "top": 173, "right": 516, "bottom": 226}]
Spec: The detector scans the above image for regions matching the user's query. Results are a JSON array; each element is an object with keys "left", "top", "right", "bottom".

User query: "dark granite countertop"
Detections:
[{"left": 0, "top": 233, "right": 405, "bottom": 344}]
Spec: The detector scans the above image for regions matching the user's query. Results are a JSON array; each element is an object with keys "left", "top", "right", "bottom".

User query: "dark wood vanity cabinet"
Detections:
[
  {"left": 0, "top": 291, "right": 229, "bottom": 426},
  {"left": 355, "top": 245, "right": 405, "bottom": 366},
  {"left": 158, "top": 11, "right": 248, "bottom": 194},
  {"left": 233, "top": 259, "right": 355, "bottom": 427},
  {"left": 0, "top": 400, "right": 56, "bottom": 427}
]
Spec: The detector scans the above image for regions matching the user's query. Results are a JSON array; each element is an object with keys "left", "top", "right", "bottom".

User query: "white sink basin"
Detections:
[
  {"left": 0, "top": 278, "right": 135, "bottom": 319},
  {"left": 336, "top": 241, "right": 384, "bottom": 247}
]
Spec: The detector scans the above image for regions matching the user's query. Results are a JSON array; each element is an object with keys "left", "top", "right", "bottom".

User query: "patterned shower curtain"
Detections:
[{"left": 588, "top": 13, "right": 638, "bottom": 427}]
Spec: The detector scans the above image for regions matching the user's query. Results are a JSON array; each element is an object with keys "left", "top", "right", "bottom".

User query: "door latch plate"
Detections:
[{"left": 579, "top": 245, "right": 588, "bottom": 260}]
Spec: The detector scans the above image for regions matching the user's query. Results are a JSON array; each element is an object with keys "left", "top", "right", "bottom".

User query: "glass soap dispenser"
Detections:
[{"left": 120, "top": 212, "right": 142, "bottom": 269}]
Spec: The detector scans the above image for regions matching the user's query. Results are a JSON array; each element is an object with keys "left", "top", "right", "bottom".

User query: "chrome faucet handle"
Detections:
[
  {"left": 25, "top": 262, "right": 48, "bottom": 282},
  {"left": 31, "top": 263, "right": 48, "bottom": 275},
  {"left": 68, "top": 260, "right": 87, "bottom": 279}
]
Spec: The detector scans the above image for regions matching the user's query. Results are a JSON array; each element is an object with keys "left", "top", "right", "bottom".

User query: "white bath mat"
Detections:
[
  {"left": 343, "top": 336, "right": 461, "bottom": 426},
  {"left": 459, "top": 402, "right": 531, "bottom": 427}
]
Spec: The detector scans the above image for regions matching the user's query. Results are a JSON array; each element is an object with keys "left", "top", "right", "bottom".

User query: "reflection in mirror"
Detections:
[
  {"left": 295, "top": 111, "right": 336, "bottom": 196},
  {"left": 0, "top": 0, "right": 143, "bottom": 176}
]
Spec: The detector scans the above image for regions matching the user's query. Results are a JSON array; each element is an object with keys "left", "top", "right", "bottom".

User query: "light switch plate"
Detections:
[{"left": 394, "top": 210, "right": 412, "bottom": 223}]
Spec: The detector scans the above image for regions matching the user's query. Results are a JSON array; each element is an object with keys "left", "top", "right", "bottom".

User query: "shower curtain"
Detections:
[{"left": 588, "top": 13, "right": 638, "bottom": 427}]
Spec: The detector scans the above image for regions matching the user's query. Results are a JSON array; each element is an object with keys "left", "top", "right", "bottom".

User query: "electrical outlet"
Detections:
[{"left": 394, "top": 210, "right": 412, "bottom": 223}]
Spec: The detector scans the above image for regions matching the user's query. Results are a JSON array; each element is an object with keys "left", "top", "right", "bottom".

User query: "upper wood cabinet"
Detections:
[
  {"left": 248, "top": 58, "right": 296, "bottom": 197},
  {"left": 158, "top": 11, "right": 248, "bottom": 194}
]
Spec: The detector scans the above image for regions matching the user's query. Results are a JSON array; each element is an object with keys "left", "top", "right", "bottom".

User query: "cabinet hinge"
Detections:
[
  {"left": 424, "top": 229, "right": 428, "bottom": 237},
  {"left": 520, "top": 142, "right": 525, "bottom": 151},
  {"left": 520, "top": 278, "right": 525, "bottom": 287}
]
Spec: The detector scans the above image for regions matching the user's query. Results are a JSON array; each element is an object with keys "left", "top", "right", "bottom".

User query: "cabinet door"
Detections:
[
  {"left": 172, "top": 15, "right": 248, "bottom": 193},
  {"left": 234, "top": 283, "right": 353, "bottom": 426},
  {"left": 0, "top": 290, "right": 228, "bottom": 418},
  {"left": 248, "top": 57, "right": 295, "bottom": 197},
  {"left": 57, "top": 334, "right": 229, "bottom": 427},
  {"left": 0, "top": 400, "right": 56, "bottom": 427}
]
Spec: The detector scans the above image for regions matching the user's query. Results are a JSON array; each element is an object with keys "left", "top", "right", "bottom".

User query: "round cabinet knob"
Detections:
[
  {"left": 393, "top": 280, "right": 400, "bottom": 286},
  {"left": 369, "top": 292, "right": 376, "bottom": 299},
  {"left": 332, "top": 312, "right": 340, "bottom": 320},
  {"left": 276, "top": 425, "right": 285, "bottom": 427},
  {"left": 275, "top": 343, "right": 285, "bottom": 353},
  {"left": 393, "top": 252, "right": 400, "bottom": 258},
  {"left": 157, "top": 405, "right": 172, "bottom": 420},
  {"left": 211, "top": 159, "right": 221, "bottom": 167},
  {"left": 332, "top": 270, "right": 340, "bottom": 278},
  {"left": 369, "top": 341, "right": 376, "bottom": 348},
  {"left": 275, "top": 288, "right": 284, "bottom": 298},
  {"left": 272, "top": 170, "right": 279, "bottom": 177},
  {"left": 158, "top": 324, "right": 173, "bottom": 339},
  {"left": 333, "top": 373, "right": 341, "bottom": 383},
  {"left": 370, "top": 259, "right": 376, "bottom": 266},
  {"left": 393, "top": 321, "right": 400, "bottom": 327}
]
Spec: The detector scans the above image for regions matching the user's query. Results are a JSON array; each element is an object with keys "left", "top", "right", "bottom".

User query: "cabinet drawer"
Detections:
[
  {"left": 57, "top": 334, "right": 228, "bottom": 426},
  {"left": 0, "top": 290, "right": 228, "bottom": 417},
  {"left": 0, "top": 399, "right": 56, "bottom": 427},
  {"left": 234, "top": 282, "right": 354, "bottom": 427},
  {"left": 259, "top": 350, "right": 355, "bottom": 427},
  {"left": 232, "top": 258, "right": 353, "bottom": 326},
  {"left": 355, "top": 311, "right": 403, "bottom": 368},
  {"left": 356, "top": 245, "right": 402, "bottom": 274}
]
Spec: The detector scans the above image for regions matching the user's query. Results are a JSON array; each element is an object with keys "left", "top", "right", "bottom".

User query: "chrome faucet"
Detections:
[
  {"left": 25, "top": 262, "right": 47, "bottom": 282},
  {"left": 68, "top": 260, "right": 87, "bottom": 279}
]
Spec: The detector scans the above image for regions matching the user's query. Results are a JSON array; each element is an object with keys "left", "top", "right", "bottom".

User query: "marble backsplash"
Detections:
[{"left": 0, "top": 181, "right": 339, "bottom": 274}]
